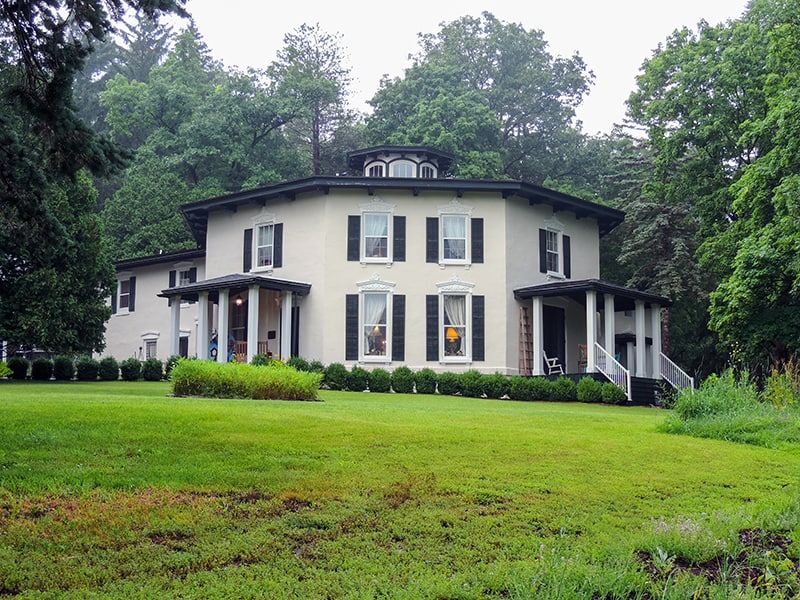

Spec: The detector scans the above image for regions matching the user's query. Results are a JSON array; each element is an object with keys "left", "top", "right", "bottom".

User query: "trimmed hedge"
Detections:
[
  {"left": 390, "top": 366, "right": 415, "bottom": 394},
  {"left": 119, "top": 358, "right": 141, "bottom": 382},
  {"left": 551, "top": 376, "right": 578, "bottom": 402},
  {"left": 347, "top": 366, "right": 369, "bottom": 392},
  {"left": 31, "top": 358, "right": 53, "bottom": 381},
  {"left": 99, "top": 357, "right": 119, "bottom": 381},
  {"left": 601, "top": 382, "right": 628, "bottom": 405},
  {"left": 369, "top": 368, "right": 391, "bottom": 393},
  {"left": 460, "top": 370, "right": 485, "bottom": 398},
  {"left": 170, "top": 359, "right": 321, "bottom": 401},
  {"left": 76, "top": 357, "right": 100, "bottom": 381},
  {"left": 324, "top": 363, "right": 347, "bottom": 390},
  {"left": 437, "top": 372, "right": 461, "bottom": 396},
  {"left": 577, "top": 376, "right": 602, "bottom": 403},
  {"left": 7, "top": 356, "right": 28, "bottom": 380},
  {"left": 415, "top": 368, "right": 437, "bottom": 395},
  {"left": 141, "top": 358, "right": 163, "bottom": 381},
  {"left": 52, "top": 356, "right": 75, "bottom": 381},
  {"left": 484, "top": 372, "right": 510, "bottom": 399}
]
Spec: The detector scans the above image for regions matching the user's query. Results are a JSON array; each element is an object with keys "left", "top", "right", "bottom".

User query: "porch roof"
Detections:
[
  {"left": 512, "top": 278, "right": 672, "bottom": 310},
  {"left": 158, "top": 273, "right": 311, "bottom": 302}
]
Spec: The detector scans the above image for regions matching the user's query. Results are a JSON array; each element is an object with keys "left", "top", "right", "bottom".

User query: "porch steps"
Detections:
[{"left": 629, "top": 377, "right": 660, "bottom": 406}]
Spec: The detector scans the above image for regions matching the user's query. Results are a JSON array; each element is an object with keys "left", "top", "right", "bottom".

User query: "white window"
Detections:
[
  {"left": 546, "top": 230, "right": 559, "bottom": 273},
  {"left": 256, "top": 223, "right": 274, "bottom": 268},
  {"left": 118, "top": 279, "right": 131, "bottom": 311},
  {"left": 441, "top": 214, "right": 468, "bottom": 262},
  {"left": 363, "top": 213, "right": 389, "bottom": 260},
  {"left": 368, "top": 165, "right": 384, "bottom": 177},
  {"left": 391, "top": 162, "right": 414, "bottom": 177},
  {"left": 145, "top": 340, "right": 157, "bottom": 359},
  {"left": 178, "top": 269, "right": 192, "bottom": 286},
  {"left": 420, "top": 165, "right": 435, "bottom": 178},
  {"left": 362, "top": 292, "right": 388, "bottom": 358},
  {"left": 442, "top": 294, "right": 469, "bottom": 360}
]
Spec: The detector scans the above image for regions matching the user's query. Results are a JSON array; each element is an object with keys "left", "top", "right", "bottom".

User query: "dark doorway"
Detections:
[{"left": 543, "top": 305, "right": 566, "bottom": 370}]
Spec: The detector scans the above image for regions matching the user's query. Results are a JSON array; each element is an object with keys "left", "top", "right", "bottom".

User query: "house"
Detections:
[{"left": 104, "top": 145, "right": 693, "bottom": 402}]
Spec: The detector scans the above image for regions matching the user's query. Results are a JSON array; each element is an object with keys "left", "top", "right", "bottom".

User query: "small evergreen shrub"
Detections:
[
  {"left": 509, "top": 376, "right": 533, "bottom": 401},
  {"left": 551, "top": 376, "right": 578, "bottom": 402},
  {"left": 308, "top": 360, "right": 325, "bottom": 374},
  {"left": 460, "top": 370, "right": 486, "bottom": 398},
  {"left": 324, "top": 362, "right": 347, "bottom": 390},
  {"left": 164, "top": 355, "right": 182, "bottom": 379},
  {"left": 577, "top": 376, "right": 602, "bottom": 403},
  {"left": 287, "top": 356, "right": 310, "bottom": 372},
  {"left": 415, "top": 368, "right": 437, "bottom": 395},
  {"left": 98, "top": 356, "right": 119, "bottom": 381},
  {"left": 347, "top": 366, "right": 369, "bottom": 392},
  {"left": 390, "top": 366, "right": 415, "bottom": 394},
  {"left": 7, "top": 356, "right": 29, "bottom": 380},
  {"left": 141, "top": 358, "right": 163, "bottom": 381},
  {"left": 368, "top": 368, "right": 391, "bottom": 393},
  {"left": 529, "top": 377, "right": 552, "bottom": 401},
  {"left": 251, "top": 353, "right": 271, "bottom": 367},
  {"left": 601, "top": 382, "right": 628, "bottom": 405},
  {"left": 75, "top": 357, "right": 100, "bottom": 381},
  {"left": 484, "top": 372, "right": 510, "bottom": 399},
  {"left": 119, "top": 358, "right": 141, "bottom": 382},
  {"left": 437, "top": 371, "right": 462, "bottom": 396},
  {"left": 52, "top": 356, "right": 75, "bottom": 381},
  {"left": 31, "top": 357, "right": 53, "bottom": 381}
]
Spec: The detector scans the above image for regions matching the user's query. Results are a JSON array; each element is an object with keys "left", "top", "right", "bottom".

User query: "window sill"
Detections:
[
  {"left": 440, "top": 357, "right": 471, "bottom": 364},
  {"left": 439, "top": 261, "right": 471, "bottom": 269},
  {"left": 360, "top": 356, "right": 391, "bottom": 364},
  {"left": 546, "top": 271, "right": 566, "bottom": 281},
  {"left": 251, "top": 266, "right": 274, "bottom": 275},
  {"left": 361, "top": 259, "right": 392, "bottom": 267}
]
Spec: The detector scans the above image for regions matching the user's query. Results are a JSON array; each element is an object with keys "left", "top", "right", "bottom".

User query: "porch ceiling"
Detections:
[
  {"left": 158, "top": 273, "right": 311, "bottom": 302},
  {"left": 513, "top": 278, "right": 672, "bottom": 311}
]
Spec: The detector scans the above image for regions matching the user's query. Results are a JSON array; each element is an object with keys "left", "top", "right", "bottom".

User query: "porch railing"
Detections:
[
  {"left": 660, "top": 352, "right": 694, "bottom": 393},
  {"left": 594, "top": 343, "right": 631, "bottom": 401},
  {"left": 233, "top": 341, "right": 271, "bottom": 361}
]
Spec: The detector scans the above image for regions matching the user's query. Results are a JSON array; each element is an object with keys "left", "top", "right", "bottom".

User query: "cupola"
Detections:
[{"left": 346, "top": 145, "right": 455, "bottom": 178}]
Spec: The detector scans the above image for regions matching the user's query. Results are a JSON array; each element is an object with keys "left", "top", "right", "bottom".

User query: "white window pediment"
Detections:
[
  {"left": 544, "top": 215, "right": 564, "bottom": 231},
  {"left": 356, "top": 273, "right": 396, "bottom": 293},
  {"left": 436, "top": 275, "right": 475, "bottom": 294},
  {"left": 359, "top": 197, "right": 395, "bottom": 214},
  {"left": 252, "top": 210, "right": 277, "bottom": 226},
  {"left": 438, "top": 198, "right": 473, "bottom": 217},
  {"left": 140, "top": 331, "right": 160, "bottom": 340}
]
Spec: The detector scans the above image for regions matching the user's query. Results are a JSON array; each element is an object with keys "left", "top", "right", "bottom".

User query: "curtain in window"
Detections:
[
  {"left": 364, "top": 214, "right": 388, "bottom": 258},
  {"left": 362, "top": 293, "right": 387, "bottom": 355},
  {"left": 443, "top": 294, "right": 466, "bottom": 356},
  {"left": 442, "top": 215, "right": 467, "bottom": 259},
  {"left": 257, "top": 224, "right": 274, "bottom": 266}
]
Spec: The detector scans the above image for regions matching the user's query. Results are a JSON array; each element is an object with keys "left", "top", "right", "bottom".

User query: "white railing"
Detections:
[
  {"left": 660, "top": 353, "right": 694, "bottom": 393},
  {"left": 594, "top": 343, "right": 631, "bottom": 401}
]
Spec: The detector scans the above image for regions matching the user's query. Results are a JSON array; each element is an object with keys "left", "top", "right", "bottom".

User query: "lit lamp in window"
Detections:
[
  {"left": 368, "top": 325, "right": 383, "bottom": 355},
  {"left": 234, "top": 295, "right": 244, "bottom": 307},
  {"left": 445, "top": 327, "right": 461, "bottom": 356}
]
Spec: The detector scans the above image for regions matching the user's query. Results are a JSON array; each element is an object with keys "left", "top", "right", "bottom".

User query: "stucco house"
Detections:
[{"left": 104, "top": 145, "right": 693, "bottom": 401}]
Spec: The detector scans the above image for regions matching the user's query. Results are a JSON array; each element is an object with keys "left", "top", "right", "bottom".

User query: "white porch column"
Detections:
[
  {"left": 197, "top": 292, "right": 209, "bottom": 360},
  {"left": 246, "top": 285, "right": 260, "bottom": 363},
  {"left": 169, "top": 296, "right": 181, "bottom": 357},
  {"left": 635, "top": 299, "right": 646, "bottom": 377},
  {"left": 280, "top": 290, "right": 293, "bottom": 360},
  {"left": 651, "top": 303, "right": 662, "bottom": 379},
  {"left": 604, "top": 293, "right": 616, "bottom": 358},
  {"left": 218, "top": 289, "right": 230, "bottom": 363},
  {"left": 585, "top": 290, "right": 597, "bottom": 372},
  {"left": 532, "top": 296, "right": 544, "bottom": 376}
]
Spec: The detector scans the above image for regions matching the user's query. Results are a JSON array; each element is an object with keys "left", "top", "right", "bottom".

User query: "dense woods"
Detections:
[{"left": 0, "top": 0, "right": 797, "bottom": 376}]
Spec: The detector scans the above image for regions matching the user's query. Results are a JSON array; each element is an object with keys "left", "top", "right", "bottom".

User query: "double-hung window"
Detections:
[
  {"left": 539, "top": 218, "right": 570, "bottom": 279},
  {"left": 442, "top": 294, "right": 468, "bottom": 358},
  {"left": 546, "top": 230, "right": 559, "bottom": 273},
  {"left": 256, "top": 223, "right": 275, "bottom": 268},
  {"left": 363, "top": 213, "right": 389, "bottom": 260},
  {"left": 441, "top": 214, "right": 468, "bottom": 262},
  {"left": 362, "top": 292, "right": 388, "bottom": 358},
  {"left": 119, "top": 279, "right": 132, "bottom": 311},
  {"left": 113, "top": 274, "right": 135, "bottom": 315}
]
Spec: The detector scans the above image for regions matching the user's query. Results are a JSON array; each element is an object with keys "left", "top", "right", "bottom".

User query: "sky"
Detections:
[{"left": 181, "top": 0, "right": 750, "bottom": 135}]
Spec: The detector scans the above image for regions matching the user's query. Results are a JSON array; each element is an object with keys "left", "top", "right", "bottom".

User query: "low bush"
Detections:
[
  {"left": 308, "top": 360, "right": 325, "bottom": 374},
  {"left": 164, "top": 355, "right": 182, "bottom": 379},
  {"left": 287, "top": 356, "right": 310, "bottom": 372},
  {"left": 0, "top": 362, "right": 11, "bottom": 378},
  {"left": 7, "top": 356, "right": 28, "bottom": 380},
  {"left": 368, "top": 368, "right": 391, "bottom": 393},
  {"left": 577, "top": 376, "right": 602, "bottom": 403},
  {"left": 415, "top": 368, "right": 437, "bottom": 395},
  {"left": 390, "top": 366, "right": 415, "bottom": 394},
  {"left": 459, "top": 370, "right": 485, "bottom": 398},
  {"left": 251, "top": 353, "right": 270, "bottom": 367},
  {"left": 141, "top": 358, "right": 163, "bottom": 381},
  {"left": 324, "top": 363, "right": 347, "bottom": 390},
  {"left": 31, "top": 357, "right": 53, "bottom": 381},
  {"left": 437, "top": 371, "right": 462, "bottom": 396},
  {"left": 484, "top": 372, "right": 510, "bottom": 399},
  {"left": 509, "top": 376, "right": 533, "bottom": 401},
  {"left": 601, "top": 382, "right": 628, "bottom": 405},
  {"left": 52, "top": 356, "right": 75, "bottom": 381},
  {"left": 119, "top": 358, "right": 141, "bottom": 382},
  {"left": 347, "top": 366, "right": 369, "bottom": 392},
  {"left": 551, "top": 376, "right": 577, "bottom": 402},
  {"left": 98, "top": 357, "right": 119, "bottom": 381},
  {"left": 529, "top": 377, "right": 552, "bottom": 401},
  {"left": 75, "top": 357, "right": 100, "bottom": 381},
  {"left": 170, "top": 359, "right": 321, "bottom": 401}
]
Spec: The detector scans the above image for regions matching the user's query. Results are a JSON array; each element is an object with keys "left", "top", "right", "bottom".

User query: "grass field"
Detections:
[{"left": 1, "top": 381, "right": 798, "bottom": 598}]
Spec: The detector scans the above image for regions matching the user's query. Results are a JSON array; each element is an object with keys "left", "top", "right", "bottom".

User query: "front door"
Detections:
[{"left": 543, "top": 305, "right": 566, "bottom": 371}]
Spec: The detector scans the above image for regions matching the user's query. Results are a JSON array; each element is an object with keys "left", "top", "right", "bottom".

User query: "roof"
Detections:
[
  {"left": 158, "top": 273, "right": 311, "bottom": 302},
  {"left": 179, "top": 176, "right": 625, "bottom": 246},
  {"left": 513, "top": 279, "right": 672, "bottom": 310},
  {"left": 346, "top": 145, "right": 456, "bottom": 172},
  {"left": 114, "top": 248, "right": 206, "bottom": 270}
]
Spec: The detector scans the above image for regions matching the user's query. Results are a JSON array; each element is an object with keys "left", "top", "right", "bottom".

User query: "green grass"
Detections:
[{"left": 1, "top": 381, "right": 799, "bottom": 598}]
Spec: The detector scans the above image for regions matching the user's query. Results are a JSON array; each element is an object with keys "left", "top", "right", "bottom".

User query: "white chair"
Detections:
[{"left": 544, "top": 352, "right": 564, "bottom": 375}]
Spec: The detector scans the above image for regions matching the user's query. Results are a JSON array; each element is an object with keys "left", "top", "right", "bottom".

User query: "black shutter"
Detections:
[
  {"left": 563, "top": 234, "right": 571, "bottom": 279},
  {"left": 169, "top": 270, "right": 176, "bottom": 288},
  {"left": 188, "top": 267, "right": 197, "bottom": 283},
  {"left": 392, "top": 294, "right": 405, "bottom": 361},
  {"left": 426, "top": 295, "right": 439, "bottom": 361},
  {"left": 426, "top": 217, "right": 439, "bottom": 263},
  {"left": 471, "top": 218, "right": 484, "bottom": 263},
  {"left": 111, "top": 283, "right": 117, "bottom": 314},
  {"left": 273, "top": 223, "right": 283, "bottom": 268},
  {"left": 347, "top": 215, "right": 360, "bottom": 261},
  {"left": 243, "top": 228, "right": 253, "bottom": 272},
  {"left": 128, "top": 277, "right": 136, "bottom": 312},
  {"left": 539, "top": 229, "right": 547, "bottom": 273},
  {"left": 472, "top": 295, "right": 485, "bottom": 362},
  {"left": 345, "top": 294, "right": 359, "bottom": 360},
  {"left": 291, "top": 305, "right": 299, "bottom": 357},
  {"left": 393, "top": 216, "right": 406, "bottom": 262}
]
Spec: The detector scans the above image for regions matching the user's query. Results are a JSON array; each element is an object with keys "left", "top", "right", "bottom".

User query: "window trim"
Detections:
[
  {"left": 359, "top": 200, "right": 395, "bottom": 264},
  {"left": 115, "top": 271, "right": 134, "bottom": 315},
  {"left": 438, "top": 200, "right": 473, "bottom": 266},
  {"left": 390, "top": 160, "right": 415, "bottom": 177},
  {"left": 357, "top": 275, "right": 395, "bottom": 363},
  {"left": 254, "top": 221, "right": 275, "bottom": 271},
  {"left": 436, "top": 276, "right": 475, "bottom": 363},
  {"left": 543, "top": 217, "right": 566, "bottom": 279}
]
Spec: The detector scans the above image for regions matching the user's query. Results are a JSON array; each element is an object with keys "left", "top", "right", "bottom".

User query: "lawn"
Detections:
[{"left": 1, "top": 381, "right": 798, "bottom": 598}]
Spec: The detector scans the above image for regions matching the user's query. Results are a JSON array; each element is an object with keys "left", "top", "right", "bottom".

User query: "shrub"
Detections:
[
  {"left": 251, "top": 353, "right": 271, "bottom": 367},
  {"left": 164, "top": 355, "right": 182, "bottom": 379},
  {"left": 75, "top": 357, "right": 100, "bottom": 381},
  {"left": 98, "top": 356, "right": 119, "bottom": 381},
  {"left": 415, "top": 368, "right": 437, "bottom": 395},
  {"left": 529, "top": 377, "right": 552, "bottom": 401},
  {"left": 7, "top": 356, "right": 29, "bottom": 380},
  {"left": 0, "top": 362, "right": 11, "bottom": 378},
  {"left": 460, "top": 370, "right": 485, "bottom": 398},
  {"left": 324, "top": 363, "right": 347, "bottom": 390},
  {"left": 437, "top": 371, "right": 462, "bottom": 396},
  {"left": 577, "top": 376, "right": 602, "bottom": 403},
  {"left": 601, "top": 382, "right": 628, "bottom": 405},
  {"left": 52, "top": 356, "right": 75, "bottom": 381},
  {"left": 141, "top": 358, "right": 163, "bottom": 381},
  {"left": 390, "top": 366, "right": 415, "bottom": 394},
  {"left": 347, "top": 366, "right": 369, "bottom": 392},
  {"left": 509, "top": 376, "right": 533, "bottom": 401},
  {"left": 119, "top": 358, "right": 141, "bottom": 382},
  {"left": 551, "top": 376, "right": 577, "bottom": 402},
  {"left": 484, "top": 372, "right": 510, "bottom": 399},
  {"left": 308, "top": 360, "right": 325, "bottom": 374},
  {"left": 31, "top": 357, "right": 53, "bottom": 381},
  {"left": 369, "top": 368, "right": 392, "bottom": 393},
  {"left": 287, "top": 356, "right": 310, "bottom": 372},
  {"left": 170, "top": 360, "right": 321, "bottom": 401}
]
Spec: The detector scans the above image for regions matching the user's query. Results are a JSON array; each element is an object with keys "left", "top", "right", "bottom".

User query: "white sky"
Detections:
[{"left": 181, "top": 0, "right": 749, "bottom": 135}]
